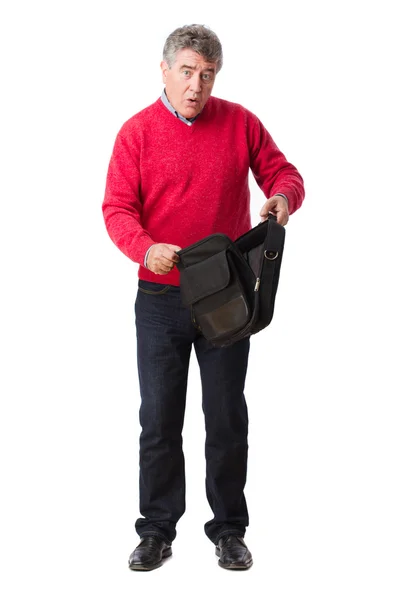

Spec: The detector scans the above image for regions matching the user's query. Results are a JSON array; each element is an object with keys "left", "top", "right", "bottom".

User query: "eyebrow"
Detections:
[{"left": 180, "top": 64, "right": 216, "bottom": 73}]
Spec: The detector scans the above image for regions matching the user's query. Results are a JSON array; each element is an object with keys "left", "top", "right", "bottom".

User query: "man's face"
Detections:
[{"left": 161, "top": 48, "right": 217, "bottom": 119}]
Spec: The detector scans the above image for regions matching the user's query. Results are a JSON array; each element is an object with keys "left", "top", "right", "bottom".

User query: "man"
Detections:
[{"left": 103, "top": 24, "right": 305, "bottom": 571}]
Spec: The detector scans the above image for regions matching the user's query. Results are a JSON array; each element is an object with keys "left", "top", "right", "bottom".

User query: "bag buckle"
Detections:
[{"left": 264, "top": 250, "right": 278, "bottom": 260}]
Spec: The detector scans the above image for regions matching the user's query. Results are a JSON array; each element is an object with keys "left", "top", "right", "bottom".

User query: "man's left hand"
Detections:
[{"left": 260, "top": 195, "right": 289, "bottom": 226}]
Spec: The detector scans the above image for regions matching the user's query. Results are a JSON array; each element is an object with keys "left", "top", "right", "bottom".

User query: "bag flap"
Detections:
[
  {"left": 179, "top": 250, "right": 231, "bottom": 306},
  {"left": 177, "top": 234, "right": 231, "bottom": 268}
]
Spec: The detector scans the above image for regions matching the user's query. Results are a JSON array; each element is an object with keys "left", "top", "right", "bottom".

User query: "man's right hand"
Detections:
[{"left": 146, "top": 243, "right": 182, "bottom": 275}]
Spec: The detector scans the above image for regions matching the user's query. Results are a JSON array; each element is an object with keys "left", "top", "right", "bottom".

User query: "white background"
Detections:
[{"left": 1, "top": 0, "right": 399, "bottom": 598}]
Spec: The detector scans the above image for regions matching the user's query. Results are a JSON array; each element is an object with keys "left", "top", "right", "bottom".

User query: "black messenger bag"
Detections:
[{"left": 176, "top": 216, "right": 285, "bottom": 347}]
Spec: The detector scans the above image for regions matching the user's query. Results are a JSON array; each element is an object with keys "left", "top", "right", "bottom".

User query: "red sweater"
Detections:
[{"left": 103, "top": 96, "right": 304, "bottom": 286}]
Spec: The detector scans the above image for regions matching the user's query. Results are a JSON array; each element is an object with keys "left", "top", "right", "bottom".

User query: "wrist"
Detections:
[
  {"left": 144, "top": 244, "right": 156, "bottom": 268},
  {"left": 275, "top": 193, "right": 288, "bottom": 204}
]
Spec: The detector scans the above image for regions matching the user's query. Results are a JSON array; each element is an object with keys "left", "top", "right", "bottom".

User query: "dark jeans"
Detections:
[{"left": 134, "top": 280, "right": 250, "bottom": 545}]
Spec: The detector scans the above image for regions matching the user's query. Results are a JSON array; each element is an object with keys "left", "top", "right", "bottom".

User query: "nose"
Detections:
[{"left": 190, "top": 72, "right": 202, "bottom": 93}]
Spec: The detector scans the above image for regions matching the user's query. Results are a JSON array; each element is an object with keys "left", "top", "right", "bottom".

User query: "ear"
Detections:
[{"left": 160, "top": 60, "right": 169, "bottom": 84}]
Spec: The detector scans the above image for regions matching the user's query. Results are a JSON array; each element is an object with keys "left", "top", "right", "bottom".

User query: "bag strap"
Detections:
[
  {"left": 226, "top": 218, "right": 284, "bottom": 345},
  {"left": 254, "top": 216, "right": 284, "bottom": 289}
]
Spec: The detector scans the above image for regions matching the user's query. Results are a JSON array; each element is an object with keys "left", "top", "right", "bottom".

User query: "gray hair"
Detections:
[{"left": 163, "top": 24, "right": 223, "bottom": 73}]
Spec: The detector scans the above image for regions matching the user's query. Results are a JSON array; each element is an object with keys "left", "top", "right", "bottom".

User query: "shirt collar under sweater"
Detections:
[{"left": 161, "top": 89, "right": 200, "bottom": 126}]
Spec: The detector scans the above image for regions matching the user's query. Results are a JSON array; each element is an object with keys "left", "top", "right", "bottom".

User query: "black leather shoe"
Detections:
[
  {"left": 215, "top": 535, "right": 253, "bottom": 570},
  {"left": 128, "top": 536, "right": 172, "bottom": 571}
]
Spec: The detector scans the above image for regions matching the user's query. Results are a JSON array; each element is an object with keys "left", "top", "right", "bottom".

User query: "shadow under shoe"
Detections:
[
  {"left": 128, "top": 536, "right": 172, "bottom": 571},
  {"left": 215, "top": 535, "right": 253, "bottom": 570}
]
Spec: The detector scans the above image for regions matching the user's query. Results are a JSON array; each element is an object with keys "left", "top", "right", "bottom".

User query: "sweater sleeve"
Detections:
[
  {"left": 247, "top": 113, "right": 305, "bottom": 214},
  {"left": 102, "top": 127, "right": 155, "bottom": 265}
]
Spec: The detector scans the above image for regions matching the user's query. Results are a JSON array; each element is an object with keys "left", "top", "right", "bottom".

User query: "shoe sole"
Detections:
[
  {"left": 129, "top": 547, "right": 172, "bottom": 571},
  {"left": 215, "top": 547, "right": 253, "bottom": 570}
]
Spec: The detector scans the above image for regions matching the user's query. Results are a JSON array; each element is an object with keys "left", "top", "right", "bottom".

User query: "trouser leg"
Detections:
[
  {"left": 194, "top": 335, "right": 250, "bottom": 544},
  {"left": 134, "top": 282, "right": 195, "bottom": 543}
]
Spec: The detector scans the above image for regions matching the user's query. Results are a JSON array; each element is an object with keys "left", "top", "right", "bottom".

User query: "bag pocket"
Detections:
[{"left": 180, "top": 249, "right": 251, "bottom": 342}]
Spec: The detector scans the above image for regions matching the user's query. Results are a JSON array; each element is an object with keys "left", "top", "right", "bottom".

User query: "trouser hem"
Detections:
[
  {"left": 138, "top": 530, "right": 173, "bottom": 546},
  {"left": 213, "top": 529, "right": 247, "bottom": 545}
]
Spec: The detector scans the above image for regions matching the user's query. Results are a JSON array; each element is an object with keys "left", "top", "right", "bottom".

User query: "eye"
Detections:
[
  {"left": 202, "top": 73, "right": 213, "bottom": 82},
  {"left": 182, "top": 70, "right": 191, "bottom": 77}
]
